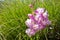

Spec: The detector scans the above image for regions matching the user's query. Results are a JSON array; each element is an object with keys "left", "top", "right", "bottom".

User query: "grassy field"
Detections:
[{"left": 0, "top": 0, "right": 60, "bottom": 40}]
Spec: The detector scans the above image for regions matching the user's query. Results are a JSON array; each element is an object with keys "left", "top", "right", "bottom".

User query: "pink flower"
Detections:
[
  {"left": 25, "top": 7, "right": 51, "bottom": 37},
  {"left": 29, "top": 4, "right": 33, "bottom": 8}
]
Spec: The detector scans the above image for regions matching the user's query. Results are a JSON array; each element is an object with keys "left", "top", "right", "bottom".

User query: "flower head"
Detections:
[
  {"left": 25, "top": 7, "right": 51, "bottom": 37},
  {"left": 29, "top": 4, "right": 33, "bottom": 8}
]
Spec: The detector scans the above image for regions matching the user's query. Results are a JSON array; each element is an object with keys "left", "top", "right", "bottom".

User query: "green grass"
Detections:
[{"left": 0, "top": 0, "right": 60, "bottom": 40}]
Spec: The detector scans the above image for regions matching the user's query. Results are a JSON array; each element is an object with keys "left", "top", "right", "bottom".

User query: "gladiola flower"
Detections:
[
  {"left": 29, "top": 4, "right": 33, "bottom": 8},
  {"left": 25, "top": 7, "right": 51, "bottom": 37}
]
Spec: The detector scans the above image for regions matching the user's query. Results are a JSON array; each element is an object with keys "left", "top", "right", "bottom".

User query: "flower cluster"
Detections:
[{"left": 25, "top": 8, "right": 51, "bottom": 37}]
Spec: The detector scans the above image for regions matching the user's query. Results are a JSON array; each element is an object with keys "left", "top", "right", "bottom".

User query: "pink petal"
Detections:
[
  {"left": 25, "top": 28, "right": 36, "bottom": 37},
  {"left": 28, "top": 14, "right": 35, "bottom": 21},
  {"left": 43, "top": 10, "right": 48, "bottom": 18},
  {"left": 35, "top": 8, "right": 45, "bottom": 14},
  {"left": 32, "top": 24, "right": 40, "bottom": 31},
  {"left": 25, "top": 19, "right": 34, "bottom": 27}
]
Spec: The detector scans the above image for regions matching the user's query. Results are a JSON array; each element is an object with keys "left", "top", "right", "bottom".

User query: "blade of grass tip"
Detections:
[
  {"left": 44, "top": 27, "right": 48, "bottom": 40},
  {"left": 36, "top": 34, "right": 39, "bottom": 40},
  {"left": 6, "top": 25, "right": 20, "bottom": 37},
  {"left": 45, "top": 34, "right": 48, "bottom": 40},
  {"left": 16, "top": 33, "right": 22, "bottom": 40},
  {"left": 0, "top": 32, "right": 6, "bottom": 40},
  {"left": 30, "top": 37, "right": 33, "bottom": 40}
]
